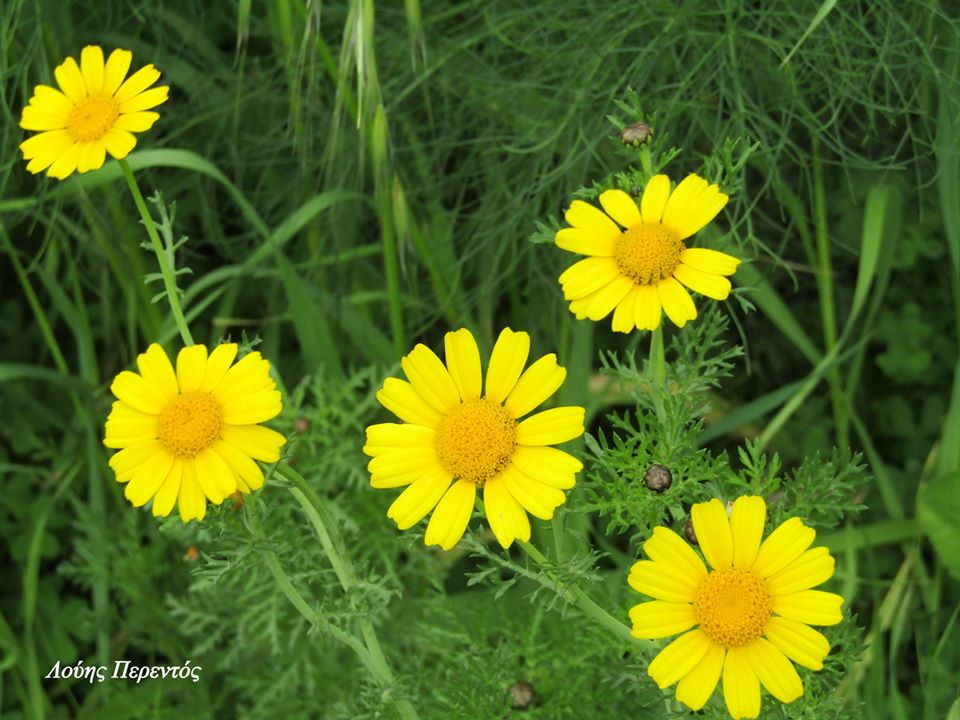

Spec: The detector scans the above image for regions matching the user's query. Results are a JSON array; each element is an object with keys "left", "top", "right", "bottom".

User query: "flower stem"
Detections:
[
  {"left": 517, "top": 539, "right": 644, "bottom": 648},
  {"left": 648, "top": 324, "right": 665, "bottom": 386},
  {"left": 275, "top": 463, "right": 419, "bottom": 720},
  {"left": 117, "top": 158, "right": 194, "bottom": 346}
]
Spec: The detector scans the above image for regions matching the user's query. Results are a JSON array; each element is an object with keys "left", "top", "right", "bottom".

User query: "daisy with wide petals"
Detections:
[
  {"left": 556, "top": 174, "right": 741, "bottom": 332},
  {"left": 628, "top": 496, "right": 843, "bottom": 719},
  {"left": 363, "top": 328, "right": 585, "bottom": 550},
  {"left": 20, "top": 45, "right": 169, "bottom": 179},
  {"left": 104, "top": 343, "right": 286, "bottom": 522}
]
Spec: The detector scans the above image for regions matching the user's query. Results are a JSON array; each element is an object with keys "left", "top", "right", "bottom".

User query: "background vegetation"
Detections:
[{"left": 1, "top": 0, "right": 959, "bottom": 718}]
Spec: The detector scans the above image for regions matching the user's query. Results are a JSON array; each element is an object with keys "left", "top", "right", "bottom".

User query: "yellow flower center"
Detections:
[
  {"left": 67, "top": 95, "right": 120, "bottom": 142},
  {"left": 614, "top": 222, "right": 684, "bottom": 285},
  {"left": 435, "top": 398, "right": 517, "bottom": 484},
  {"left": 157, "top": 391, "right": 224, "bottom": 459},
  {"left": 693, "top": 568, "right": 772, "bottom": 647}
]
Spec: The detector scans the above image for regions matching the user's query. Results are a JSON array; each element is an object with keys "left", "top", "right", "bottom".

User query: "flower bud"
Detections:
[
  {"left": 620, "top": 122, "right": 652, "bottom": 148},
  {"left": 643, "top": 464, "right": 672, "bottom": 492},
  {"left": 684, "top": 518, "right": 698, "bottom": 545}
]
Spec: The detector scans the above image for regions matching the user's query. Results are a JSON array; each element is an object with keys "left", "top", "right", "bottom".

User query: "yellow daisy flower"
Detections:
[
  {"left": 628, "top": 496, "right": 843, "bottom": 719},
  {"left": 19, "top": 45, "right": 169, "bottom": 180},
  {"left": 363, "top": 328, "right": 585, "bottom": 550},
  {"left": 556, "top": 174, "right": 741, "bottom": 332},
  {"left": 104, "top": 343, "right": 286, "bottom": 522}
]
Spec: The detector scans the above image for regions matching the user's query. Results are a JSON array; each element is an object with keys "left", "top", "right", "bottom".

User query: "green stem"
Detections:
[
  {"left": 517, "top": 540, "right": 642, "bottom": 647},
  {"left": 638, "top": 144, "right": 654, "bottom": 177},
  {"left": 648, "top": 325, "right": 665, "bottom": 386},
  {"left": 275, "top": 464, "right": 419, "bottom": 720},
  {"left": 117, "top": 158, "right": 194, "bottom": 346},
  {"left": 811, "top": 141, "right": 847, "bottom": 449}
]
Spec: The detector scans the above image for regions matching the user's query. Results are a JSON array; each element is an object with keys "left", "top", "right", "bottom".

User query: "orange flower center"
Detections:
[
  {"left": 693, "top": 567, "right": 772, "bottom": 647},
  {"left": 435, "top": 398, "right": 516, "bottom": 484},
  {"left": 614, "top": 222, "right": 684, "bottom": 285},
  {"left": 157, "top": 391, "right": 224, "bottom": 459},
  {"left": 67, "top": 94, "right": 120, "bottom": 142}
]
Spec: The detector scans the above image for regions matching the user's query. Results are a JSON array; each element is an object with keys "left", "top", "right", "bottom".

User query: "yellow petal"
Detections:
[
  {"left": 611, "top": 285, "right": 641, "bottom": 333},
  {"left": 691, "top": 498, "right": 733, "bottom": 570},
  {"left": 211, "top": 440, "right": 264, "bottom": 492},
  {"left": 104, "top": 402, "right": 158, "bottom": 448},
  {"left": 763, "top": 617, "right": 831, "bottom": 671},
  {"left": 443, "top": 328, "right": 482, "bottom": 402},
  {"left": 199, "top": 343, "right": 239, "bottom": 391},
  {"left": 508, "top": 446, "right": 581, "bottom": 489},
  {"left": 109, "top": 441, "right": 163, "bottom": 481},
  {"left": 627, "top": 560, "right": 700, "bottom": 603},
  {"left": 484, "top": 328, "right": 529, "bottom": 403},
  {"left": 730, "top": 496, "right": 766, "bottom": 569},
  {"left": 114, "top": 111, "right": 160, "bottom": 132},
  {"left": 674, "top": 263, "right": 733, "bottom": 300},
  {"left": 722, "top": 646, "right": 761, "bottom": 719},
  {"left": 504, "top": 353, "right": 566, "bottom": 419},
  {"left": 745, "top": 638, "right": 803, "bottom": 704},
  {"left": 222, "top": 389, "right": 282, "bottom": 424},
  {"left": 110, "top": 370, "right": 167, "bottom": 414},
  {"left": 151, "top": 458, "right": 182, "bottom": 516},
  {"left": 119, "top": 86, "right": 169, "bottom": 113},
  {"left": 376, "top": 377, "right": 443, "bottom": 427},
  {"left": 177, "top": 462, "right": 206, "bottom": 522},
  {"left": 20, "top": 106, "right": 68, "bottom": 131},
  {"left": 766, "top": 547, "right": 835, "bottom": 596},
  {"left": 564, "top": 200, "right": 621, "bottom": 239},
  {"left": 640, "top": 174, "right": 671, "bottom": 224},
  {"left": 113, "top": 64, "right": 161, "bottom": 104},
  {"left": 663, "top": 176, "right": 729, "bottom": 240},
  {"left": 80, "top": 46, "right": 105, "bottom": 95},
  {"left": 675, "top": 641, "right": 725, "bottom": 711},
  {"left": 629, "top": 601, "right": 697, "bottom": 640},
  {"left": 634, "top": 284, "right": 662, "bottom": 331},
  {"left": 220, "top": 424, "right": 286, "bottom": 462},
  {"left": 135, "top": 343, "right": 178, "bottom": 400},
  {"left": 386, "top": 466, "right": 452, "bottom": 530},
  {"left": 661, "top": 174, "right": 709, "bottom": 231},
  {"left": 582, "top": 274, "right": 632, "bottom": 322},
  {"left": 103, "top": 49, "right": 133, "bottom": 96},
  {"left": 680, "top": 247, "right": 741, "bottom": 276},
  {"left": 555, "top": 227, "right": 616, "bottom": 257},
  {"left": 642, "top": 527, "right": 708, "bottom": 582},
  {"left": 558, "top": 257, "right": 621, "bottom": 300},
  {"left": 368, "top": 447, "right": 442, "bottom": 488},
  {"left": 771, "top": 590, "right": 843, "bottom": 626},
  {"left": 103, "top": 128, "right": 137, "bottom": 159},
  {"left": 402, "top": 343, "right": 461, "bottom": 413},
  {"left": 54, "top": 56, "right": 86, "bottom": 103},
  {"left": 599, "top": 188, "right": 641, "bottom": 228},
  {"left": 424, "top": 479, "right": 475, "bottom": 550},
  {"left": 47, "top": 142, "right": 82, "bottom": 180},
  {"left": 500, "top": 464, "right": 566, "bottom": 520},
  {"left": 363, "top": 423, "right": 436, "bottom": 455},
  {"left": 752, "top": 517, "right": 816, "bottom": 577},
  {"left": 194, "top": 448, "right": 237, "bottom": 504},
  {"left": 20, "top": 130, "right": 76, "bottom": 174},
  {"left": 76, "top": 142, "right": 106, "bottom": 174},
  {"left": 26, "top": 85, "right": 73, "bottom": 115},
  {"left": 657, "top": 277, "right": 697, "bottom": 328},
  {"left": 20, "top": 128, "right": 72, "bottom": 160},
  {"left": 647, "top": 628, "right": 711, "bottom": 687},
  {"left": 176, "top": 344, "right": 208, "bottom": 393},
  {"left": 483, "top": 476, "right": 530, "bottom": 548},
  {"left": 515, "top": 406, "right": 584, "bottom": 446},
  {"left": 123, "top": 450, "right": 174, "bottom": 506}
]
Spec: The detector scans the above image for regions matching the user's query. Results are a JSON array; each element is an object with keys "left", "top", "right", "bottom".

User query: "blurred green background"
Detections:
[{"left": 2, "top": 0, "right": 959, "bottom": 718}]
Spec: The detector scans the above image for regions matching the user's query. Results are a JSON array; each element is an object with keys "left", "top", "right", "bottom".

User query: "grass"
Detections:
[{"left": 1, "top": 0, "right": 959, "bottom": 718}]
